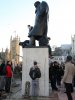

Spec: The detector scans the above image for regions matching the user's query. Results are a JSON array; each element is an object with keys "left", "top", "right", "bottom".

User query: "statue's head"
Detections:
[{"left": 34, "top": 1, "right": 40, "bottom": 7}]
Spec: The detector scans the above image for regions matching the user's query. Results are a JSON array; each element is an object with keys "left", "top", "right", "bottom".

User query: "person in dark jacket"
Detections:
[
  {"left": 0, "top": 61, "right": 6, "bottom": 94},
  {"left": 29, "top": 61, "right": 41, "bottom": 96},
  {"left": 5, "top": 61, "right": 12, "bottom": 93},
  {"left": 49, "top": 61, "right": 59, "bottom": 91}
]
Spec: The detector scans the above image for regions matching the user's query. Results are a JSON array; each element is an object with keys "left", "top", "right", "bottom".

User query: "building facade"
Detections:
[
  {"left": 10, "top": 35, "right": 20, "bottom": 65},
  {"left": 50, "top": 56, "right": 66, "bottom": 64},
  {"left": 5, "top": 48, "right": 10, "bottom": 62},
  {"left": 71, "top": 35, "right": 75, "bottom": 55}
]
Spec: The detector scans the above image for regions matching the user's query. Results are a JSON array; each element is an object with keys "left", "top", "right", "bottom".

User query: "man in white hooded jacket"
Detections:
[{"left": 61, "top": 56, "right": 75, "bottom": 100}]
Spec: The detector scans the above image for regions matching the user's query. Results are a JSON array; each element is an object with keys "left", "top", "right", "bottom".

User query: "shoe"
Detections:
[
  {"left": 2, "top": 91, "right": 6, "bottom": 94},
  {"left": 54, "top": 87, "right": 58, "bottom": 91},
  {"left": 1, "top": 92, "right": 7, "bottom": 97},
  {"left": 10, "top": 91, "right": 13, "bottom": 93}
]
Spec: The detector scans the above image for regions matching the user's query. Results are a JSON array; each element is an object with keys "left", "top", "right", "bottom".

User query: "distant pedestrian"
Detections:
[
  {"left": 5, "top": 61, "right": 12, "bottom": 93},
  {"left": 29, "top": 61, "right": 41, "bottom": 96},
  {"left": 0, "top": 61, "right": 6, "bottom": 94},
  {"left": 61, "top": 56, "right": 75, "bottom": 100}
]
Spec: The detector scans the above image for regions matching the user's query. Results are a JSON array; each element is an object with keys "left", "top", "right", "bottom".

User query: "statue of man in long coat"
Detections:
[{"left": 28, "top": 1, "right": 49, "bottom": 46}]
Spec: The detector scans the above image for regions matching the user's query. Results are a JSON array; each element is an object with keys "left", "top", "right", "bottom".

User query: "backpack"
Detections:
[
  {"left": 36, "top": 67, "right": 41, "bottom": 78},
  {"left": 29, "top": 68, "right": 37, "bottom": 80},
  {"left": 2, "top": 66, "right": 6, "bottom": 75},
  {"left": 0, "top": 64, "right": 6, "bottom": 75},
  {"left": 29, "top": 67, "right": 41, "bottom": 80}
]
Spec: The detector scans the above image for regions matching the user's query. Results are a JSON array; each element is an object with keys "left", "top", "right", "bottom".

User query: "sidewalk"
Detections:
[
  {"left": 6, "top": 93, "right": 58, "bottom": 100},
  {"left": 57, "top": 85, "right": 75, "bottom": 100},
  {"left": 58, "top": 91, "right": 75, "bottom": 100},
  {"left": 4, "top": 79, "right": 59, "bottom": 100},
  {"left": 1, "top": 79, "right": 75, "bottom": 100},
  {"left": 6, "top": 86, "right": 59, "bottom": 100}
]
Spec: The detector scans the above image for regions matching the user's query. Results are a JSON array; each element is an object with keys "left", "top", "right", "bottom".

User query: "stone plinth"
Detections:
[{"left": 22, "top": 47, "right": 49, "bottom": 96}]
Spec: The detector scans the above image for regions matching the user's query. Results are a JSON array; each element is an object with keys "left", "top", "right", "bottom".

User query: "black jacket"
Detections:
[{"left": 29, "top": 67, "right": 41, "bottom": 80}]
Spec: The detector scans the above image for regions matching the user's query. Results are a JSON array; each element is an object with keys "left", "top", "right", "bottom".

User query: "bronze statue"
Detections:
[
  {"left": 19, "top": 1, "right": 51, "bottom": 55},
  {"left": 28, "top": 1, "right": 49, "bottom": 46}
]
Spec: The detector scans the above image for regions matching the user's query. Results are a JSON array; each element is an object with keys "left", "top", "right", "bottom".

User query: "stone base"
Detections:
[{"left": 22, "top": 47, "right": 49, "bottom": 96}]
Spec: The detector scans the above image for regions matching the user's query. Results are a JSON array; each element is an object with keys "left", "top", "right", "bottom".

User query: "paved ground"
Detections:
[
  {"left": 58, "top": 91, "right": 75, "bottom": 100},
  {"left": 1, "top": 79, "right": 75, "bottom": 100}
]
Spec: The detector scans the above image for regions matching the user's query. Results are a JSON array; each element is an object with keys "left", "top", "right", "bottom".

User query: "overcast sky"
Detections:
[{"left": 0, "top": 0, "right": 75, "bottom": 51}]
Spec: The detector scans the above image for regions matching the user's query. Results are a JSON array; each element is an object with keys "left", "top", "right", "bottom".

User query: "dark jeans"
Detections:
[
  {"left": 50, "top": 76, "right": 58, "bottom": 91},
  {"left": 0, "top": 76, "right": 6, "bottom": 91},
  {"left": 64, "top": 83, "right": 73, "bottom": 100},
  {"left": 5, "top": 77, "right": 11, "bottom": 93}
]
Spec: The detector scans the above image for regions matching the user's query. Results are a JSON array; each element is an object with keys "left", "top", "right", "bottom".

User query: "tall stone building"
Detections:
[
  {"left": 0, "top": 48, "right": 5, "bottom": 64},
  {"left": 10, "top": 35, "right": 20, "bottom": 65},
  {"left": 71, "top": 35, "right": 75, "bottom": 55},
  {"left": 5, "top": 48, "right": 10, "bottom": 62}
]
